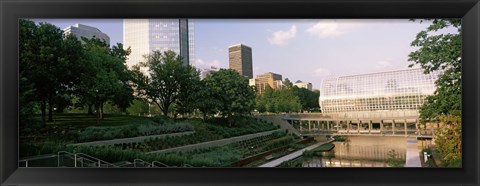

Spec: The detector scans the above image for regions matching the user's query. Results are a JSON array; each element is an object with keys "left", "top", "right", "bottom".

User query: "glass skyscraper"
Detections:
[{"left": 123, "top": 19, "right": 194, "bottom": 67}]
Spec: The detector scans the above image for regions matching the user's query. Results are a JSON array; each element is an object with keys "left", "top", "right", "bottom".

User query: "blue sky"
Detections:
[{"left": 33, "top": 19, "right": 458, "bottom": 90}]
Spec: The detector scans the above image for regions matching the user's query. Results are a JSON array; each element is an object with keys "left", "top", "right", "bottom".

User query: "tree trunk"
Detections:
[
  {"left": 88, "top": 104, "right": 93, "bottom": 115},
  {"left": 100, "top": 103, "right": 104, "bottom": 120},
  {"left": 41, "top": 100, "right": 46, "bottom": 127},
  {"left": 202, "top": 113, "right": 207, "bottom": 122},
  {"left": 95, "top": 104, "right": 100, "bottom": 124},
  {"left": 48, "top": 96, "right": 53, "bottom": 122}
]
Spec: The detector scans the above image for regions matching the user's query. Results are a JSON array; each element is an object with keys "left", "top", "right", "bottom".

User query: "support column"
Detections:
[
  {"left": 380, "top": 120, "right": 384, "bottom": 135},
  {"left": 327, "top": 121, "right": 330, "bottom": 131},
  {"left": 357, "top": 120, "right": 360, "bottom": 134},
  {"left": 299, "top": 120, "right": 303, "bottom": 132},
  {"left": 404, "top": 119, "right": 408, "bottom": 136},
  {"left": 368, "top": 120, "right": 372, "bottom": 134},
  {"left": 415, "top": 119, "right": 419, "bottom": 135},
  {"left": 347, "top": 121, "right": 350, "bottom": 133},
  {"left": 392, "top": 120, "right": 395, "bottom": 135},
  {"left": 308, "top": 120, "right": 311, "bottom": 131}
]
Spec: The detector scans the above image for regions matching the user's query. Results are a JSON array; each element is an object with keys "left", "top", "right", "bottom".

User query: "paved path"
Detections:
[
  {"left": 405, "top": 139, "right": 422, "bottom": 167},
  {"left": 147, "top": 129, "right": 283, "bottom": 154},
  {"left": 69, "top": 131, "right": 195, "bottom": 147},
  {"left": 258, "top": 139, "right": 334, "bottom": 167}
]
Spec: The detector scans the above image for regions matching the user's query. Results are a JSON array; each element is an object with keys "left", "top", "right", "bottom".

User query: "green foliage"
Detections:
[
  {"left": 19, "top": 19, "right": 85, "bottom": 126},
  {"left": 409, "top": 19, "right": 462, "bottom": 121},
  {"left": 203, "top": 69, "right": 256, "bottom": 125},
  {"left": 76, "top": 122, "right": 194, "bottom": 143},
  {"left": 434, "top": 115, "right": 462, "bottom": 167},
  {"left": 256, "top": 87, "right": 302, "bottom": 113},
  {"left": 131, "top": 50, "right": 200, "bottom": 117},
  {"left": 76, "top": 38, "right": 133, "bottom": 120},
  {"left": 291, "top": 86, "right": 320, "bottom": 112},
  {"left": 387, "top": 149, "right": 404, "bottom": 167}
]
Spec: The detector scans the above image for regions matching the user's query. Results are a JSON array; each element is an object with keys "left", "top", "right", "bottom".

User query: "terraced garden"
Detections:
[{"left": 20, "top": 114, "right": 288, "bottom": 167}]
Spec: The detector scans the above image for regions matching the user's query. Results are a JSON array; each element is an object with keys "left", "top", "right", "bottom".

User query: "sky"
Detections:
[{"left": 33, "top": 19, "right": 458, "bottom": 90}]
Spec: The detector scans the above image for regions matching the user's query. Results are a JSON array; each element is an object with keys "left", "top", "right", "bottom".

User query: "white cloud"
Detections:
[
  {"left": 375, "top": 60, "right": 392, "bottom": 69},
  {"left": 268, "top": 25, "right": 297, "bottom": 46},
  {"left": 307, "top": 20, "right": 363, "bottom": 38},
  {"left": 313, "top": 68, "right": 331, "bottom": 77},
  {"left": 195, "top": 59, "right": 222, "bottom": 69}
]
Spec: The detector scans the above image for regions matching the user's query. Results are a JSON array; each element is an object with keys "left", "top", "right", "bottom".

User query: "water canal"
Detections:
[{"left": 297, "top": 136, "right": 412, "bottom": 167}]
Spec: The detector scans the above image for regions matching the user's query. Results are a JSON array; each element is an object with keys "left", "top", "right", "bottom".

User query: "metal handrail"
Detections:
[
  {"left": 133, "top": 159, "right": 151, "bottom": 167},
  {"left": 57, "top": 151, "right": 117, "bottom": 167},
  {"left": 152, "top": 161, "right": 169, "bottom": 167},
  {"left": 183, "top": 164, "right": 193, "bottom": 167},
  {"left": 19, "top": 153, "right": 58, "bottom": 167},
  {"left": 76, "top": 153, "right": 117, "bottom": 167}
]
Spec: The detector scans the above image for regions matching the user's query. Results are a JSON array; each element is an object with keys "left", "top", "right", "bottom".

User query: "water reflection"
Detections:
[{"left": 301, "top": 136, "right": 410, "bottom": 167}]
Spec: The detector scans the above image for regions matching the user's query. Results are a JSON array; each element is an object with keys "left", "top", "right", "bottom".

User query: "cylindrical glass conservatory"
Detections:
[{"left": 319, "top": 68, "right": 442, "bottom": 113}]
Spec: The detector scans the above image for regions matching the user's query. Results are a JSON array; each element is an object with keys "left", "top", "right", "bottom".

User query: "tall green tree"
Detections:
[
  {"left": 131, "top": 50, "right": 199, "bottom": 117},
  {"left": 204, "top": 69, "right": 256, "bottom": 125},
  {"left": 20, "top": 21, "right": 83, "bottom": 126},
  {"left": 292, "top": 86, "right": 320, "bottom": 112},
  {"left": 77, "top": 38, "right": 132, "bottom": 121},
  {"left": 19, "top": 20, "right": 40, "bottom": 127},
  {"left": 409, "top": 19, "right": 462, "bottom": 121},
  {"left": 409, "top": 19, "right": 462, "bottom": 167}
]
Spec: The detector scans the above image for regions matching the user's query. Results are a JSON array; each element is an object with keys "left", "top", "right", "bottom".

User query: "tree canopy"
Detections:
[
  {"left": 131, "top": 50, "right": 200, "bottom": 117},
  {"left": 408, "top": 19, "right": 461, "bottom": 121}
]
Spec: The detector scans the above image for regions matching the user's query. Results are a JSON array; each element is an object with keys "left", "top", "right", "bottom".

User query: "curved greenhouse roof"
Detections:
[{"left": 319, "top": 68, "right": 442, "bottom": 113}]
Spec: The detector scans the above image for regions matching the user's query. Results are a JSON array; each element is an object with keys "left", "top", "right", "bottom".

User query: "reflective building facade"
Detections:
[
  {"left": 229, "top": 44, "right": 253, "bottom": 79},
  {"left": 319, "top": 68, "right": 442, "bottom": 113},
  {"left": 123, "top": 19, "right": 194, "bottom": 67}
]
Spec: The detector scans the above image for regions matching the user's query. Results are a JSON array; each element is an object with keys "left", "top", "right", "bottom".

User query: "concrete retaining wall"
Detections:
[{"left": 147, "top": 129, "right": 283, "bottom": 154}]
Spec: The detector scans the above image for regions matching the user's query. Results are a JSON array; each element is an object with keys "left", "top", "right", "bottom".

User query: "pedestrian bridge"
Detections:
[{"left": 283, "top": 114, "right": 438, "bottom": 138}]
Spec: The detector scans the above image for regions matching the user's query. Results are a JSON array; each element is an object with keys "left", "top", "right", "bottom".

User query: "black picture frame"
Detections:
[{"left": 1, "top": 0, "right": 479, "bottom": 185}]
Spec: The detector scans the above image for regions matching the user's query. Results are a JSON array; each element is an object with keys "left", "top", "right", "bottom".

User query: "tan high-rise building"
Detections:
[
  {"left": 229, "top": 44, "right": 253, "bottom": 78},
  {"left": 250, "top": 72, "right": 283, "bottom": 94}
]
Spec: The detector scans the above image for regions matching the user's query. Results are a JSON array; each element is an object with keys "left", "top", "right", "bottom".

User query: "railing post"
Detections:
[
  {"left": 74, "top": 154, "right": 77, "bottom": 167},
  {"left": 98, "top": 160, "right": 101, "bottom": 167}
]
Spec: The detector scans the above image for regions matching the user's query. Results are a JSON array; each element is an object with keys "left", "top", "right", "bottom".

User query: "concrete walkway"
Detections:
[
  {"left": 69, "top": 131, "right": 195, "bottom": 147},
  {"left": 258, "top": 139, "right": 334, "bottom": 167},
  {"left": 405, "top": 139, "right": 422, "bottom": 167}
]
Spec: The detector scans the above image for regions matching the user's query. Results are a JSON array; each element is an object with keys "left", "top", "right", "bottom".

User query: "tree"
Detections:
[
  {"left": 434, "top": 115, "right": 461, "bottom": 167},
  {"left": 20, "top": 21, "right": 84, "bottom": 126},
  {"left": 409, "top": 19, "right": 461, "bottom": 121},
  {"left": 283, "top": 78, "right": 293, "bottom": 89},
  {"left": 174, "top": 63, "right": 202, "bottom": 117},
  {"left": 409, "top": 19, "right": 462, "bottom": 167},
  {"left": 195, "top": 80, "right": 221, "bottom": 121},
  {"left": 131, "top": 50, "right": 199, "bottom": 117},
  {"left": 204, "top": 69, "right": 256, "bottom": 126},
  {"left": 255, "top": 86, "right": 302, "bottom": 114},
  {"left": 292, "top": 86, "right": 320, "bottom": 112},
  {"left": 19, "top": 19, "right": 40, "bottom": 127},
  {"left": 77, "top": 38, "right": 132, "bottom": 121},
  {"left": 109, "top": 43, "right": 134, "bottom": 112}
]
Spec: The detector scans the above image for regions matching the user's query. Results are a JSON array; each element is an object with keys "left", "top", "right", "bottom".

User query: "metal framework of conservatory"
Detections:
[
  {"left": 284, "top": 68, "right": 443, "bottom": 137},
  {"left": 319, "top": 68, "right": 442, "bottom": 113}
]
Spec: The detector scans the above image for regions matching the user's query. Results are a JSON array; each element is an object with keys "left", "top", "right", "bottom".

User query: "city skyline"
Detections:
[{"left": 32, "top": 19, "right": 459, "bottom": 90}]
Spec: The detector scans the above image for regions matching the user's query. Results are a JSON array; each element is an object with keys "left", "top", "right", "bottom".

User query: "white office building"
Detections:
[
  {"left": 63, "top": 24, "right": 110, "bottom": 45},
  {"left": 123, "top": 19, "right": 194, "bottom": 67}
]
